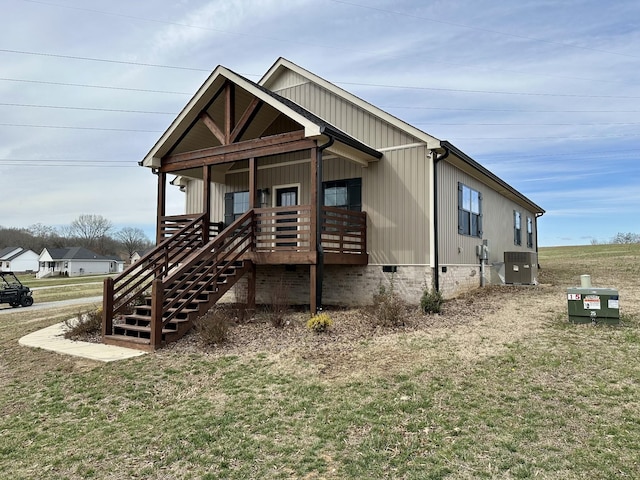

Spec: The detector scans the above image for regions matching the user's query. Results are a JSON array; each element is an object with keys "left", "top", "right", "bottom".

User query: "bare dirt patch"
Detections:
[{"left": 158, "top": 284, "right": 562, "bottom": 382}]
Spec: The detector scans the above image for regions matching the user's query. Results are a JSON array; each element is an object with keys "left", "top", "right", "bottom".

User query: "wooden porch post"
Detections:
[
  {"left": 150, "top": 279, "right": 164, "bottom": 349},
  {"left": 156, "top": 171, "right": 166, "bottom": 245},
  {"left": 102, "top": 277, "right": 114, "bottom": 338},
  {"left": 203, "top": 165, "right": 211, "bottom": 243},
  {"left": 248, "top": 157, "right": 257, "bottom": 209},
  {"left": 310, "top": 145, "right": 319, "bottom": 313},
  {"left": 247, "top": 156, "right": 257, "bottom": 310}
]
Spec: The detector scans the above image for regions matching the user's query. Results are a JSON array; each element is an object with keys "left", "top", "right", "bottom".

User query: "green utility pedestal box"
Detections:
[{"left": 567, "top": 287, "right": 619, "bottom": 324}]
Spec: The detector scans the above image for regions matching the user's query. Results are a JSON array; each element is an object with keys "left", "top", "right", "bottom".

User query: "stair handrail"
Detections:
[
  {"left": 103, "top": 213, "right": 207, "bottom": 335},
  {"left": 155, "top": 209, "right": 254, "bottom": 330}
]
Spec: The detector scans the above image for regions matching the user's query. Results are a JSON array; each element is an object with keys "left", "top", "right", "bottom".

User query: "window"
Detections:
[
  {"left": 322, "top": 178, "right": 362, "bottom": 211},
  {"left": 224, "top": 191, "right": 249, "bottom": 226},
  {"left": 527, "top": 216, "right": 533, "bottom": 248},
  {"left": 458, "top": 183, "right": 482, "bottom": 237},
  {"left": 514, "top": 210, "right": 522, "bottom": 246}
]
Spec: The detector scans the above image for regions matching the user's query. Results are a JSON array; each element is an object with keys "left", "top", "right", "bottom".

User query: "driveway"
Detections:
[{"left": 0, "top": 296, "right": 102, "bottom": 315}]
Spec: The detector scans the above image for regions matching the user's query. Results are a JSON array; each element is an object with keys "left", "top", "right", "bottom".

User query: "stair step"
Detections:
[
  {"left": 106, "top": 255, "right": 249, "bottom": 349},
  {"left": 115, "top": 324, "right": 177, "bottom": 334}
]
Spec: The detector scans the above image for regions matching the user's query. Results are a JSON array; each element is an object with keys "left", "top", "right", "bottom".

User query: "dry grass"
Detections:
[{"left": 0, "top": 243, "right": 638, "bottom": 479}]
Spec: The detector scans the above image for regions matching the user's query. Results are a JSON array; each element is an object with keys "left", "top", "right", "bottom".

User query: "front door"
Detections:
[{"left": 275, "top": 186, "right": 298, "bottom": 248}]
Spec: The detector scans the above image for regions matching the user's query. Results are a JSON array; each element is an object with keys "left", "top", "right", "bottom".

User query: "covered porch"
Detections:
[{"left": 101, "top": 66, "right": 382, "bottom": 350}]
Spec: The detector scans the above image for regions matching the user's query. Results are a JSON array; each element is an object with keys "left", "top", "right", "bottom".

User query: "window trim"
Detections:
[
  {"left": 322, "top": 177, "right": 362, "bottom": 211},
  {"left": 224, "top": 190, "right": 250, "bottom": 226},
  {"left": 526, "top": 216, "right": 533, "bottom": 248},
  {"left": 457, "top": 182, "right": 482, "bottom": 238},
  {"left": 514, "top": 210, "right": 522, "bottom": 246}
]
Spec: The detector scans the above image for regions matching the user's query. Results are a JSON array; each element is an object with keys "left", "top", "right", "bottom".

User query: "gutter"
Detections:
[
  {"left": 321, "top": 125, "right": 382, "bottom": 160},
  {"left": 315, "top": 130, "right": 335, "bottom": 312},
  {"left": 433, "top": 146, "right": 449, "bottom": 293}
]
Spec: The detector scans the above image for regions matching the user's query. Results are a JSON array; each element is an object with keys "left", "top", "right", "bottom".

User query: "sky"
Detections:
[{"left": 1, "top": 0, "right": 639, "bottom": 247}]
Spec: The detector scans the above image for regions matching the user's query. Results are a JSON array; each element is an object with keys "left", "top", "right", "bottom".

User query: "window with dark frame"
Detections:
[
  {"left": 458, "top": 183, "right": 482, "bottom": 238},
  {"left": 322, "top": 178, "right": 362, "bottom": 211},
  {"left": 224, "top": 191, "right": 249, "bottom": 226},
  {"left": 527, "top": 216, "right": 533, "bottom": 248},
  {"left": 514, "top": 210, "right": 522, "bottom": 246}
]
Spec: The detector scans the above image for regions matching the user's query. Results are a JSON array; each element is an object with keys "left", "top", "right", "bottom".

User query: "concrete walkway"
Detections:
[{"left": 19, "top": 321, "right": 148, "bottom": 363}]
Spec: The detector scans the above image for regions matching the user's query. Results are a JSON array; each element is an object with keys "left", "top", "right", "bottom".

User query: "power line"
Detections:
[
  {"left": 415, "top": 122, "right": 640, "bottom": 127},
  {"left": 2, "top": 101, "right": 637, "bottom": 117},
  {"left": 0, "top": 123, "right": 162, "bottom": 133},
  {"left": 0, "top": 77, "right": 191, "bottom": 95},
  {"left": 381, "top": 105, "right": 640, "bottom": 114},
  {"left": 477, "top": 149, "right": 640, "bottom": 159},
  {"left": 328, "top": 0, "right": 640, "bottom": 60},
  {"left": 0, "top": 48, "right": 210, "bottom": 72},
  {"left": 12, "top": 2, "right": 634, "bottom": 87},
  {"left": 453, "top": 133, "right": 640, "bottom": 140},
  {"left": 0, "top": 102, "right": 176, "bottom": 115},
  {"left": 3, "top": 75, "right": 639, "bottom": 101},
  {"left": 335, "top": 81, "right": 640, "bottom": 100}
]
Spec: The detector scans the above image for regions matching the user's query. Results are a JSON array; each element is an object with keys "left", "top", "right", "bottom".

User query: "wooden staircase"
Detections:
[
  {"left": 104, "top": 260, "right": 249, "bottom": 350},
  {"left": 102, "top": 211, "right": 254, "bottom": 351}
]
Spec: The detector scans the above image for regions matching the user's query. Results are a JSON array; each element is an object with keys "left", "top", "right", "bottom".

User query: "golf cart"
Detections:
[{"left": 0, "top": 271, "right": 34, "bottom": 307}]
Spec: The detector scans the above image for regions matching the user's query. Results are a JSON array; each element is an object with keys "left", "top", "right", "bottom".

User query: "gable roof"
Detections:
[
  {"left": 260, "top": 57, "right": 442, "bottom": 150},
  {"left": 261, "top": 58, "right": 543, "bottom": 214},
  {"left": 42, "top": 247, "right": 113, "bottom": 261},
  {"left": 140, "top": 65, "right": 381, "bottom": 169},
  {"left": 0, "top": 247, "right": 21, "bottom": 260},
  {"left": 0, "top": 247, "right": 35, "bottom": 261}
]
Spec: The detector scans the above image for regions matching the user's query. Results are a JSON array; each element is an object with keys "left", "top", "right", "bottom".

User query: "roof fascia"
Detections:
[
  {"left": 260, "top": 58, "right": 442, "bottom": 150},
  {"left": 141, "top": 66, "right": 324, "bottom": 168},
  {"left": 442, "top": 141, "right": 545, "bottom": 214}
]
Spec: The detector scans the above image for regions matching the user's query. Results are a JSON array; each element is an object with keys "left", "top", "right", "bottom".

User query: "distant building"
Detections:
[
  {"left": 37, "top": 247, "right": 124, "bottom": 278},
  {"left": 0, "top": 247, "right": 39, "bottom": 272}
]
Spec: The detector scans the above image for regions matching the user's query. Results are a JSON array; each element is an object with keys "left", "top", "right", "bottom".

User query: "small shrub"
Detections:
[
  {"left": 64, "top": 306, "right": 102, "bottom": 339},
  {"left": 307, "top": 312, "right": 333, "bottom": 333},
  {"left": 266, "top": 276, "right": 290, "bottom": 328},
  {"left": 370, "top": 279, "right": 406, "bottom": 327},
  {"left": 194, "top": 308, "right": 231, "bottom": 346},
  {"left": 420, "top": 288, "right": 444, "bottom": 314}
]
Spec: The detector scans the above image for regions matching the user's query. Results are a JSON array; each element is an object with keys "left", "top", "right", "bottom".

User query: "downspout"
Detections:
[
  {"left": 433, "top": 146, "right": 449, "bottom": 293},
  {"left": 535, "top": 212, "right": 544, "bottom": 269},
  {"left": 315, "top": 131, "right": 335, "bottom": 312}
]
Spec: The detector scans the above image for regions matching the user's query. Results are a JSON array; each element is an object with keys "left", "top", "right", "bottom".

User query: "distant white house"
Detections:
[
  {"left": 37, "top": 247, "right": 124, "bottom": 278},
  {"left": 130, "top": 248, "right": 154, "bottom": 265},
  {"left": 0, "top": 247, "right": 39, "bottom": 272}
]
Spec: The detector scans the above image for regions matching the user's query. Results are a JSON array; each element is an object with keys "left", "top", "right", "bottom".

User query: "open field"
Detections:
[
  {"left": 11, "top": 274, "right": 107, "bottom": 304},
  {"left": 1, "top": 244, "right": 639, "bottom": 479}
]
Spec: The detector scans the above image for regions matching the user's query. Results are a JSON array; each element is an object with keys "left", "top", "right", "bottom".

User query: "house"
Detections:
[
  {"left": 130, "top": 248, "right": 154, "bottom": 265},
  {"left": 0, "top": 247, "right": 39, "bottom": 273},
  {"left": 102, "top": 57, "right": 543, "bottom": 350},
  {"left": 37, "top": 247, "right": 124, "bottom": 278}
]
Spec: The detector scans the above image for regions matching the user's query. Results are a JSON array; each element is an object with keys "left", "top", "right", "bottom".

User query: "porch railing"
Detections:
[
  {"left": 254, "top": 205, "right": 312, "bottom": 252},
  {"left": 149, "top": 210, "right": 254, "bottom": 345},
  {"left": 321, "top": 206, "right": 367, "bottom": 255},
  {"left": 159, "top": 214, "right": 223, "bottom": 240},
  {"left": 102, "top": 213, "right": 208, "bottom": 335},
  {"left": 252, "top": 205, "right": 367, "bottom": 256}
]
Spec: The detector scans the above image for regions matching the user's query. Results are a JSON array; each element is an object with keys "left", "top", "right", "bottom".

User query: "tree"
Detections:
[
  {"left": 69, "top": 214, "right": 113, "bottom": 254},
  {"left": 116, "top": 227, "right": 151, "bottom": 260},
  {"left": 611, "top": 232, "right": 640, "bottom": 244}
]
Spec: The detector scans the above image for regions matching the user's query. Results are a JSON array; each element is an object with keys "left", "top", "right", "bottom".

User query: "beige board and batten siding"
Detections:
[
  {"left": 437, "top": 159, "right": 537, "bottom": 266},
  {"left": 184, "top": 144, "right": 433, "bottom": 266},
  {"left": 273, "top": 76, "right": 433, "bottom": 265},
  {"left": 273, "top": 81, "right": 419, "bottom": 150}
]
